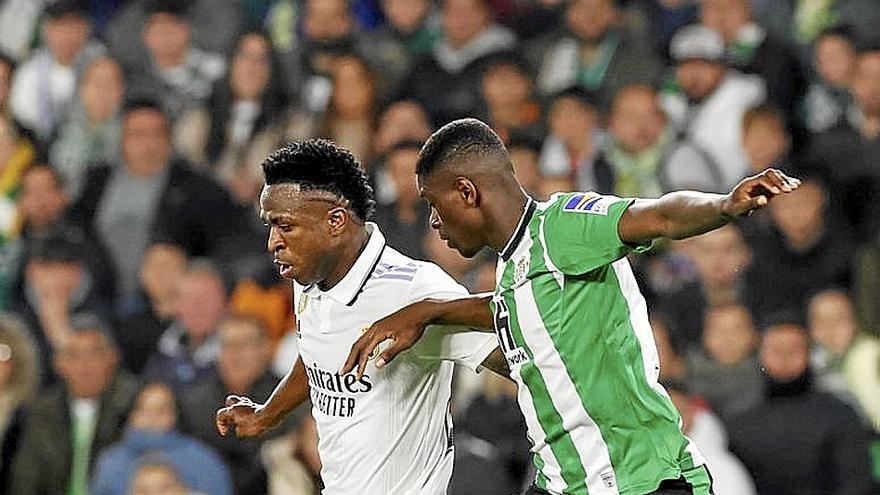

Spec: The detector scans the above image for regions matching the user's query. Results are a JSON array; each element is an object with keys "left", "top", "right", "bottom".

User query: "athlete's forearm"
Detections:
[
  {"left": 419, "top": 294, "right": 494, "bottom": 330},
  {"left": 258, "top": 356, "right": 310, "bottom": 427},
  {"left": 621, "top": 191, "right": 732, "bottom": 244}
]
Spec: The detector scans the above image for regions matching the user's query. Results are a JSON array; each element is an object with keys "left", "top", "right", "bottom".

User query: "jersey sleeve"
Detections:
[
  {"left": 406, "top": 262, "right": 498, "bottom": 372},
  {"left": 542, "top": 192, "right": 652, "bottom": 274}
]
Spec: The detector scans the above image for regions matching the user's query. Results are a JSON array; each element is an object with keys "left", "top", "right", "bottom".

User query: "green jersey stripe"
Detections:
[
  {"left": 503, "top": 289, "right": 590, "bottom": 494},
  {"left": 608, "top": 261, "right": 706, "bottom": 471},
  {"left": 514, "top": 280, "right": 620, "bottom": 494}
]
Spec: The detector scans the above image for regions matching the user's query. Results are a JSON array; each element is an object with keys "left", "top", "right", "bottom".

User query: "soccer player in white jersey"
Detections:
[
  {"left": 343, "top": 119, "right": 802, "bottom": 495},
  {"left": 214, "top": 139, "right": 506, "bottom": 494}
]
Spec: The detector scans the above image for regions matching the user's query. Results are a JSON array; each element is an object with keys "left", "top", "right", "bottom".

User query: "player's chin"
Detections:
[{"left": 454, "top": 244, "right": 481, "bottom": 259}]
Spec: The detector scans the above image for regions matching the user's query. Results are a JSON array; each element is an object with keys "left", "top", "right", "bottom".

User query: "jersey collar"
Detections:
[
  {"left": 499, "top": 196, "right": 536, "bottom": 261},
  {"left": 321, "top": 222, "right": 387, "bottom": 306}
]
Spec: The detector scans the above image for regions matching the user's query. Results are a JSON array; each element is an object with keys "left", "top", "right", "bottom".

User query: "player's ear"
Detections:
[
  {"left": 455, "top": 177, "right": 479, "bottom": 207},
  {"left": 327, "top": 206, "right": 348, "bottom": 235}
]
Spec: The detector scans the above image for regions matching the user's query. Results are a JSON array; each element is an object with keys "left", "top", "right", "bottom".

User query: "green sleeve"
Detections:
[{"left": 542, "top": 192, "right": 652, "bottom": 274}]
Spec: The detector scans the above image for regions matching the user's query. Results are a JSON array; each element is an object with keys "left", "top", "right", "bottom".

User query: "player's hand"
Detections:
[
  {"left": 215, "top": 395, "right": 270, "bottom": 438},
  {"left": 341, "top": 301, "right": 434, "bottom": 379},
  {"left": 721, "top": 168, "right": 800, "bottom": 217}
]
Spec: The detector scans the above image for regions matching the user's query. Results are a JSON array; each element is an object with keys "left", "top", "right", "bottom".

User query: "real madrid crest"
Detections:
[{"left": 514, "top": 255, "right": 530, "bottom": 285}]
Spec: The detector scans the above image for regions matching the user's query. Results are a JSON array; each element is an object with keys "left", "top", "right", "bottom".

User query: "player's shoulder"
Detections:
[{"left": 378, "top": 245, "right": 467, "bottom": 297}]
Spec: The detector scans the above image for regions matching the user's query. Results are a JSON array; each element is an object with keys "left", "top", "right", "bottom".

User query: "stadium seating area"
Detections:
[{"left": 0, "top": 0, "right": 879, "bottom": 494}]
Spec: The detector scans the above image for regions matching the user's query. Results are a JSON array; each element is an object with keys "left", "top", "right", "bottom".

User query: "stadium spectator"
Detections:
[
  {"left": 661, "top": 24, "right": 766, "bottom": 191},
  {"left": 456, "top": 373, "right": 531, "bottom": 491},
  {"left": 74, "top": 98, "right": 242, "bottom": 307},
  {"left": 260, "top": 414, "right": 322, "bottom": 495},
  {"left": 700, "top": 0, "right": 804, "bottom": 120},
  {"left": 320, "top": 55, "right": 379, "bottom": 163},
  {"left": 0, "top": 0, "right": 45, "bottom": 62},
  {"left": 372, "top": 99, "right": 432, "bottom": 160},
  {"left": 665, "top": 381, "right": 757, "bottom": 495},
  {"left": 801, "top": 26, "right": 857, "bottom": 133},
  {"left": 0, "top": 53, "right": 14, "bottom": 116},
  {"left": 372, "top": 140, "right": 429, "bottom": 259},
  {"left": 805, "top": 43, "right": 880, "bottom": 241},
  {"left": 0, "top": 165, "right": 70, "bottom": 311},
  {"left": 630, "top": 0, "right": 698, "bottom": 59},
  {"left": 537, "top": 0, "right": 661, "bottom": 111},
  {"left": 0, "top": 114, "right": 36, "bottom": 246},
  {"left": 124, "top": 0, "right": 226, "bottom": 121},
  {"left": 0, "top": 314, "right": 38, "bottom": 493},
  {"left": 808, "top": 289, "right": 880, "bottom": 431},
  {"left": 658, "top": 224, "right": 752, "bottom": 352},
  {"left": 142, "top": 260, "right": 227, "bottom": 390},
  {"left": 538, "top": 87, "right": 600, "bottom": 191},
  {"left": 746, "top": 179, "right": 854, "bottom": 325},
  {"left": 359, "top": 0, "right": 438, "bottom": 98},
  {"left": 127, "top": 457, "right": 201, "bottom": 495},
  {"left": 740, "top": 104, "right": 792, "bottom": 175},
  {"left": 114, "top": 242, "right": 187, "bottom": 375},
  {"left": 685, "top": 303, "right": 763, "bottom": 421},
  {"left": 506, "top": 135, "right": 543, "bottom": 198},
  {"left": 106, "top": 0, "right": 241, "bottom": 85},
  {"left": 176, "top": 31, "right": 289, "bottom": 202},
  {"left": 728, "top": 323, "right": 874, "bottom": 495},
  {"left": 751, "top": 0, "right": 880, "bottom": 52},
  {"left": 402, "top": 0, "right": 517, "bottom": 126},
  {"left": 592, "top": 84, "right": 671, "bottom": 197},
  {"left": 651, "top": 314, "right": 686, "bottom": 382},
  {"left": 12, "top": 223, "right": 116, "bottom": 380},
  {"left": 91, "top": 382, "right": 232, "bottom": 495},
  {"left": 10, "top": 314, "right": 139, "bottom": 495},
  {"left": 49, "top": 56, "right": 124, "bottom": 198},
  {"left": 9, "top": 0, "right": 104, "bottom": 141},
  {"left": 180, "top": 314, "right": 284, "bottom": 495},
  {"left": 480, "top": 55, "right": 542, "bottom": 144}
]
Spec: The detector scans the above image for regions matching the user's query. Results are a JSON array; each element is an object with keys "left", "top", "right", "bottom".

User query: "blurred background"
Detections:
[{"left": 0, "top": 0, "right": 878, "bottom": 494}]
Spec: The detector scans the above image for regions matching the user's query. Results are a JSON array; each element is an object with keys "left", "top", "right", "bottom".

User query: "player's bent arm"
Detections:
[
  {"left": 342, "top": 295, "right": 494, "bottom": 378},
  {"left": 258, "top": 356, "right": 311, "bottom": 426},
  {"left": 216, "top": 357, "right": 309, "bottom": 438},
  {"left": 619, "top": 168, "right": 800, "bottom": 245}
]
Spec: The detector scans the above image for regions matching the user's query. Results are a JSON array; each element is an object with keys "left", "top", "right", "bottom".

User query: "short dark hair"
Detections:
[
  {"left": 416, "top": 118, "right": 508, "bottom": 178},
  {"left": 261, "top": 139, "right": 376, "bottom": 222},
  {"left": 145, "top": 0, "right": 191, "bottom": 17},
  {"left": 45, "top": 0, "right": 88, "bottom": 20},
  {"left": 122, "top": 96, "right": 168, "bottom": 119}
]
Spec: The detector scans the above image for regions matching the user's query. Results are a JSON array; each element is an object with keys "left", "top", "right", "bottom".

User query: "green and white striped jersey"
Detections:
[{"left": 491, "top": 192, "right": 708, "bottom": 495}]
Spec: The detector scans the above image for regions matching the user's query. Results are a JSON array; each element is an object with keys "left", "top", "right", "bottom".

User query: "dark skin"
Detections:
[
  {"left": 342, "top": 157, "right": 801, "bottom": 378},
  {"left": 216, "top": 183, "right": 508, "bottom": 438}
]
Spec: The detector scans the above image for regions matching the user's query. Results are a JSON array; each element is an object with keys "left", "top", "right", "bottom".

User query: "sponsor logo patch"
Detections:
[{"left": 562, "top": 193, "right": 612, "bottom": 216}]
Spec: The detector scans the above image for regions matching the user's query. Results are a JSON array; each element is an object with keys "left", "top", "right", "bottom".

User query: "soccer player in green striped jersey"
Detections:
[{"left": 343, "top": 119, "right": 800, "bottom": 495}]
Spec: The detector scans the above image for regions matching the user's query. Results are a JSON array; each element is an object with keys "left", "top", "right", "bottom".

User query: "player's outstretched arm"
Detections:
[
  {"left": 341, "top": 295, "right": 494, "bottom": 379},
  {"left": 619, "top": 168, "right": 800, "bottom": 245},
  {"left": 216, "top": 356, "right": 309, "bottom": 438}
]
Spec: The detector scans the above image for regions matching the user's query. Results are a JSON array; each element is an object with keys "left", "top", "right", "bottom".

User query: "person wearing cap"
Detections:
[
  {"left": 9, "top": 0, "right": 105, "bottom": 141},
  {"left": 661, "top": 24, "right": 766, "bottom": 192},
  {"left": 9, "top": 314, "right": 139, "bottom": 495}
]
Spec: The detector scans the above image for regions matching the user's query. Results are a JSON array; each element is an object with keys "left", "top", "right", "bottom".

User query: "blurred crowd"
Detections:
[{"left": 0, "top": 0, "right": 878, "bottom": 494}]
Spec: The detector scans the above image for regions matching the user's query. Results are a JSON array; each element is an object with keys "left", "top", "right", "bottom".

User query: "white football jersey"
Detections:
[{"left": 293, "top": 223, "right": 498, "bottom": 495}]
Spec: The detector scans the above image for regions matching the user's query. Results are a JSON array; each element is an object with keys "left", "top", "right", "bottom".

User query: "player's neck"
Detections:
[
  {"left": 486, "top": 190, "right": 529, "bottom": 253},
  {"left": 319, "top": 226, "right": 370, "bottom": 291}
]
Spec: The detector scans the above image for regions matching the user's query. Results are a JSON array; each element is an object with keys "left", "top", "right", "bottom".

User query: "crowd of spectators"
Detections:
[{"left": 0, "top": 0, "right": 879, "bottom": 494}]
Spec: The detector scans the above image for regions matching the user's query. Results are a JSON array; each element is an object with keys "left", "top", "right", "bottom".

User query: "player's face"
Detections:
[
  {"left": 417, "top": 173, "right": 486, "bottom": 258},
  {"left": 260, "top": 184, "right": 340, "bottom": 286}
]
